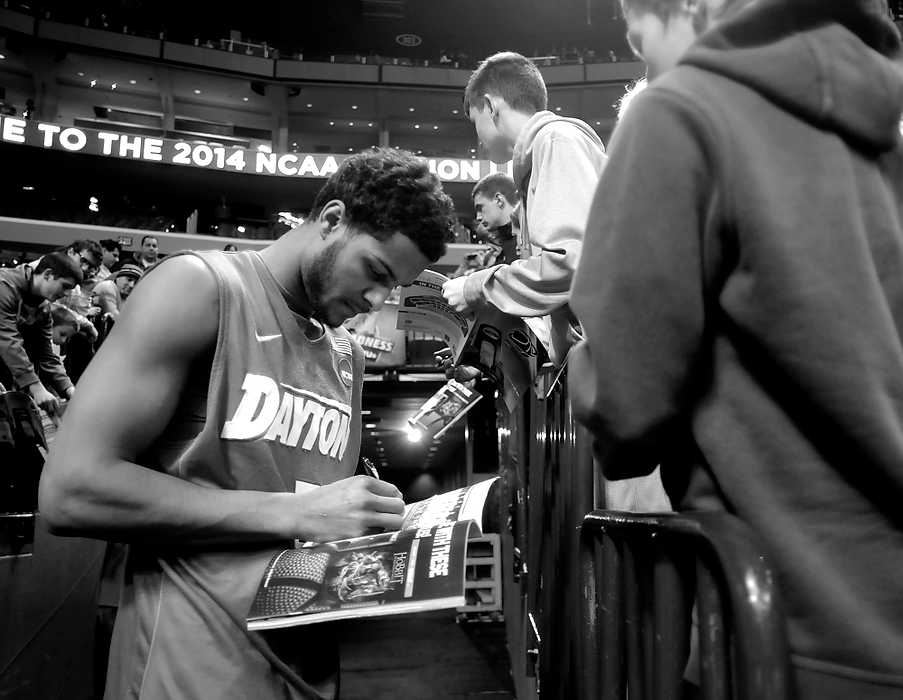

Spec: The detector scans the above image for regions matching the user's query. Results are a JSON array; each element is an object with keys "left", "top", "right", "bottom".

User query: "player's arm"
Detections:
[{"left": 39, "top": 255, "right": 404, "bottom": 546}]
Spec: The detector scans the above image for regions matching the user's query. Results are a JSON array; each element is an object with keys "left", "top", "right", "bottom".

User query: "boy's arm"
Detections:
[
  {"left": 0, "top": 281, "right": 40, "bottom": 389},
  {"left": 93, "top": 281, "right": 120, "bottom": 319},
  {"left": 39, "top": 255, "right": 404, "bottom": 546},
  {"left": 448, "top": 130, "right": 605, "bottom": 317}
]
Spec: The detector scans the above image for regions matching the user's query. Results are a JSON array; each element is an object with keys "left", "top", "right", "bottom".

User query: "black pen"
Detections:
[{"left": 360, "top": 456, "right": 380, "bottom": 480}]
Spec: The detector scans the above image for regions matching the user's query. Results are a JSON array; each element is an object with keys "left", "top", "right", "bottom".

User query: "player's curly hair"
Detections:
[{"left": 311, "top": 147, "right": 457, "bottom": 262}]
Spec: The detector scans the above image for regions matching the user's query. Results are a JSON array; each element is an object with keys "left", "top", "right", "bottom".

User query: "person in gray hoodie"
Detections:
[
  {"left": 569, "top": 0, "right": 903, "bottom": 697},
  {"left": 442, "top": 51, "right": 607, "bottom": 365}
]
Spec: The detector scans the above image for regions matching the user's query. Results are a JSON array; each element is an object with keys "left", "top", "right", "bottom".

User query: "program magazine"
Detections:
[{"left": 246, "top": 477, "right": 498, "bottom": 630}]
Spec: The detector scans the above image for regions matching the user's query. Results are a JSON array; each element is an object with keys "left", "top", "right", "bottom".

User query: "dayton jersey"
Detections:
[{"left": 104, "top": 250, "right": 362, "bottom": 700}]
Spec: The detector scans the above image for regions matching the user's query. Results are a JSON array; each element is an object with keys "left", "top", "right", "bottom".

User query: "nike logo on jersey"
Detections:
[
  {"left": 255, "top": 331, "right": 282, "bottom": 342},
  {"left": 221, "top": 373, "right": 351, "bottom": 460}
]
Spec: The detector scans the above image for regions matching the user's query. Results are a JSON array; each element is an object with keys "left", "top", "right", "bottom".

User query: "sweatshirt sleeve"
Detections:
[
  {"left": 568, "top": 89, "right": 715, "bottom": 479},
  {"left": 0, "top": 281, "right": 40, "bottom": 388},
  {"left": 464, "top": 127, "right": 606, "bottom": 317}
]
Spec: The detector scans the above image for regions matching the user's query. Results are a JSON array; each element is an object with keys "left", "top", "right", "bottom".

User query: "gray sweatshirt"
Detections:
[{"left": 462, "top": 110, "right": 607, "bottom": 364}]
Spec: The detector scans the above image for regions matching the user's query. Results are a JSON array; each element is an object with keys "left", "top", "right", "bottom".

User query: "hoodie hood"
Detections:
[
  {"left": 682, "top": 0, "right": 903, "bottom": 151},
  {"left": 511, "top": 111, "right": 605, "bottom": 190}
]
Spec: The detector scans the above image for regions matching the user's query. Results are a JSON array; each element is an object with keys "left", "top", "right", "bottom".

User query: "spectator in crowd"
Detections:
[
  {"left": 442, "top": 51, "right": 607, "bottom": 364},
  {"left": 62, "top": 239, "right": 102, "bottom": 281},
  {"left": 38, "top": 148, "right": 456, "bottom": 700},
  {"left": 569, "top": 1, "right": 903, "bottom": 698},
  {"left": 29, "top": 240, "right": 104, "bottom": 384},
  {"left": 0, "top": 252, "right": 81, "bottom": 416},
  {"left": 133, "top": 234, "right": 159, "bottom": 269},
  {"left": 48, "top": 301, "right": 99, "bottom": 388},
  {"left": 471, "top": 172, "right": 521, "bottom": 265},
  {"left": 49, "top": 303, "right": 80, "bottom": 350},
  {"left": 96, "top": 239, "right": 121, "bottom": 281},
  {"left": 91, "top": 262, "right": 143, "bottom": 322},
  {"left": 223, "top": 243, "right": 239, "bottom": 252},
  {"left": 30, "top": 239, "right": 102, "bottom": 310}
]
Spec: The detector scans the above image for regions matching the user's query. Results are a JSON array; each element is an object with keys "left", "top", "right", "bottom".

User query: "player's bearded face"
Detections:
[{"left": 306, "top": 236, "right": 348, "bottom": 326}]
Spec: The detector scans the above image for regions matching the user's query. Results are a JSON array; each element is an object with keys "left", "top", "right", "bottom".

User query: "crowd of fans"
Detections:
[{"left": 0, "top": 235, "right": 161, "bottom": 418}]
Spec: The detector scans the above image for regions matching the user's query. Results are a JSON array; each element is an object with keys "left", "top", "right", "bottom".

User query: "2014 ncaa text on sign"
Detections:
[{"left": 0, "top": 115, "right": 512, "bottom": 182}]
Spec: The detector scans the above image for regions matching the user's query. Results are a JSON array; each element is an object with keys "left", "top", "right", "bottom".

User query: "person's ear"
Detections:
[
  {"left": 494, "top": 193, "right": 506, "bottom": 209},
  {"left": 317, "top": 200, "right": 346, "bottom": 239},
  {"left": 484, "top": 95, "right": 502, "bottom": 124}
]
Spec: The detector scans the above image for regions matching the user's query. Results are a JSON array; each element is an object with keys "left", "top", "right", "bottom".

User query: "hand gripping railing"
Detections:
[{"left": 579, "top": 511, "right": 792, "bottom": 700}]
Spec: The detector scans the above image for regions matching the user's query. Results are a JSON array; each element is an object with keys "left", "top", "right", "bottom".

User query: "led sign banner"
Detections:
[{"left": 0, "top": 116, "right": 513, "bottom": 182}]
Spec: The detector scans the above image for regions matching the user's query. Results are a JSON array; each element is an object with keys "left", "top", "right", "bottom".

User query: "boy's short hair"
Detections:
[
  {"left": 464, "top": 52, "right": 548, "bottom": 115},
  {"left": 50, "top": 302, "right": 79, "bottom": 329},
  {"left": 472, "top": 173, "right": 521, "bottom": 204},
  {"left": 99, "top": 238, "right": 120, "bottom": 253},
  {"left": 310, "top": 147, "right": 456, "bottom": 263},
  {"left": 140, "top": 235, "right": 158, "bottom": 246},
  {"left": 61, "top": 239, "right": 102, "bottom": 263},
  {"left": 35, "top": 251, "right": 83, "bottom": 284}
]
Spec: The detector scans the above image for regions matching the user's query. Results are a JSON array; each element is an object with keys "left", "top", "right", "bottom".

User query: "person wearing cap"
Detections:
[{"left": 91, "top": 262, "right": 143, "bottom": 322}]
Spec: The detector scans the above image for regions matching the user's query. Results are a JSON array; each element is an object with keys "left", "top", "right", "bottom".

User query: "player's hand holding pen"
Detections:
[
  {"left": 357, "top": 457, "right": 398, "bottom": 535},
  {"left": 293, "top": 466, "right": 403, "bottom": 542},
  {"left": 359, "top": 456, "right": 380, "bottom": 480}
]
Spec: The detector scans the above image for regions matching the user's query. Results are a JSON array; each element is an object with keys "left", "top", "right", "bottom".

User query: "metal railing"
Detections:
[{"left": 578, "top": 510, "right": 793, "bottom": 700}]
